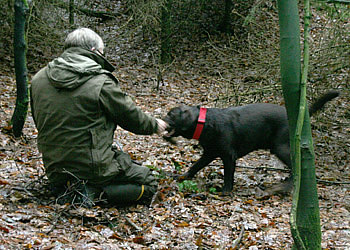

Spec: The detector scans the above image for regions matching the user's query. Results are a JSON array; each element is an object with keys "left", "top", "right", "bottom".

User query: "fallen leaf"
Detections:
[
  {"left": 0, "top": 179, "right": 9, "bottom": 185},
  {"left": 0, "top": 225, "right": 9, "bottom": 233},
  {"left": 132, "top": 236, "right": 145, "bottom": 244}
]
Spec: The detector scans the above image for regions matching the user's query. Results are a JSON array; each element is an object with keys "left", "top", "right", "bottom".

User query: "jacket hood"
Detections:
[{"left": 46, "top": 47, "right": 115, "bottom": 90}]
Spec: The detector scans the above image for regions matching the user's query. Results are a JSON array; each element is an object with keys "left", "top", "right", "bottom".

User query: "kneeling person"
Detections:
[{"left": 30, "top": 28, "right": 167, "bottom": 206}]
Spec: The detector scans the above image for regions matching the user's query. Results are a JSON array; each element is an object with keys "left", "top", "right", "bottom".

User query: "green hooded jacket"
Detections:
[{"left": 30, "top": 47, "right": 158, "bottom": 185}]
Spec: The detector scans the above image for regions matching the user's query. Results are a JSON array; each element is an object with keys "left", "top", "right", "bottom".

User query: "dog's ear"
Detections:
[
  {"left": 183, "top": 106, "right": 200, "bottom": 122},
  {"left": 179, "top": 106, "right": 198, "bottom": 132},
  {"left": 181, "top": 106, "right": 195, "bottom": 121}
]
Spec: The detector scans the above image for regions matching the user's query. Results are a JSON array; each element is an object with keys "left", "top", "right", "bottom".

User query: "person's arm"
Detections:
[
  {"left": 100, "top": 77, "right": 160, "bottom": 135},
  {"left": 29, "top": 85, "right": 38, "bottom": 127}
]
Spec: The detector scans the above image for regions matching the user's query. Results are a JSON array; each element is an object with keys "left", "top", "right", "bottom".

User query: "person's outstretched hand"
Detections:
[{"left": 156, "top": 119, "right": 168, "bottom": 134}]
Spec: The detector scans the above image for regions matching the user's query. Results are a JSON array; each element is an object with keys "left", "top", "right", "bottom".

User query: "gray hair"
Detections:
[{"left": 64, "top": 28, "right": 104, "bottom": 51}]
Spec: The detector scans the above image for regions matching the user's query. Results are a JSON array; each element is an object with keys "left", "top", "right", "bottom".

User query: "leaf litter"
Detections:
[{"left": 0, "top": 2, "right": 349, "bottom": 249}]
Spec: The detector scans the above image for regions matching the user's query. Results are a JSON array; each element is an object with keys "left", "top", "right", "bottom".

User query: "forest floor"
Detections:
[{"left": 0, "top": 1, "right": 349, "bottom": 249}]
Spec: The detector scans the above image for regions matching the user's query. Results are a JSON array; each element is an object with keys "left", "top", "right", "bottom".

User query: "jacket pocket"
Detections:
[{"left": 89, "top": 128, "right": 101, "bottom": 175}]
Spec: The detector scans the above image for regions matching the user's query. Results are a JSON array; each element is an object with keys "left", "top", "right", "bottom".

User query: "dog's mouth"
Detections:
[
  {"left": 162, "top": 116, "right": 176, "bottom": 138},
  {"left": 163, "top": 128, "right": 176, "bottom": 138},
  {"left": 162, "top": 128, "right": 178, "bottom": 145}
]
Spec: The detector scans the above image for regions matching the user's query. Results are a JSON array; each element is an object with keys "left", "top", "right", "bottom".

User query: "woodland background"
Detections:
[{"left": 0, "top": 0, "right": 349, "bottom": 248}]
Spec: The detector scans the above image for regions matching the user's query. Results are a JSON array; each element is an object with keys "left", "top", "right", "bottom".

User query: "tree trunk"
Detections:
[
  {"left": 69, "top": 0, "right": 74, "bottom": 25},
  {"left": 277, "top": 0, "right": 321, "bottom": 249},
  {"left": 12, "top": 0, "right": 29, "bottom": 137},
  {"left": 160, "top": 0, "right": 173, "bottom": 64},
  {"left": 219, "top": 0, "right": 232, "bottom": 33}
]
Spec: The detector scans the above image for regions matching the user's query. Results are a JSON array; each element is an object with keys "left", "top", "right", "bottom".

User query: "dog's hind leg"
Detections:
[
  {"left": 274, "top": 143, "right": 291, "bottom": 169},
  {"left": 178, "top": 151, "right": 216, "bottom": 181},
  {"left": 221, "top": 152, "right": 237, "bottom": 195},
  {"left": 267, "top": 143, "right": 293, "bottom": 195}
]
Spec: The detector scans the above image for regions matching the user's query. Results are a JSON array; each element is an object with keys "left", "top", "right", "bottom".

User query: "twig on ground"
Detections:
[
  {"left": 317, "top": 179, "right": 350, "bottom": 185},
  {"left": 54, "top": 169, "right": 96, "bottom": 208},
  {"left": 237, "top": 165, "right": 290, "bottom": 173},
  {"left": 208, "top": 163, "right": 290, "bottom": 173},
  {"left": 232, "top": 224, "right": 245, "bottom": 249},
  {"left": 124, "top": 216, "right": 142, "bottom": 231},
  {"left": 44, "top": 204, "right": 72, "bottom": 234},
  {"left": 149, "top": 190, "right": 160, "bottom": 208}
]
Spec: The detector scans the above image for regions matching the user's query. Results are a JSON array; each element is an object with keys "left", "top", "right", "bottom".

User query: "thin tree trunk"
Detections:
[
  {"left": 277, "top": 0, "right": 321, "bottom": 249},
  {"left": 12, "top": 0, "right": 29, "bottom": 137},
  {"left": 219, "top": 0, "right": 232, "bottom": 33},
  {"left": 69, "top": 0, "right": 74, "bottom": 25},
  {"left": 160, "top": 0, "right": 173, "bottom": 64}
]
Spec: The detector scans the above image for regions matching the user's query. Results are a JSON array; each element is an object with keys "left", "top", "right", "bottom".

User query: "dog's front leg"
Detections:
[
  {"left": 178, "top": 152, "right": 215, "bottom": 181},
  {"left": 221, "top": 153, "right": 237, "bottom": 195}
]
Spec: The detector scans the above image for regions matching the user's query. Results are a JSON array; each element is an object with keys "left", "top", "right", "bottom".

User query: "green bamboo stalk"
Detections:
[
  {"left": 277, "top": 0, "right": 321, "bottom": 248},
  {"left": 290, "top": 0, "right": 312, "bottom": 246},
  {"left": 290, "top": 0, "right": 309, "bottom": 246},
  {"left": 295, "top": 0, "right": 322, "bottom": 248},
  {"left": 276, "top": 0, "right": 305, "bottom": 245}
]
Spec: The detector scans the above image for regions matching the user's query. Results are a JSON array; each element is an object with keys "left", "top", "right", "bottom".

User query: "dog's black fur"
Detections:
[{"left": 163, "top": 91, "right": 339, "bottom": 195}]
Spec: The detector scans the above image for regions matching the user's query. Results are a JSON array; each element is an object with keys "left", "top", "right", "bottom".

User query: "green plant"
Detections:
[
  {"left": 172, "top": 159, "right": 183, "bottom": 172},
  {"left": 146, "top": 165, "right": 166, "bottom": 179},
  {"left": 178, "top": 180, "right": 199, "bottom": 193}
]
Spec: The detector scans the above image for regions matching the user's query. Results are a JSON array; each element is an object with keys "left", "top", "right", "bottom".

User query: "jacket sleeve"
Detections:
[{"left": 99, "top": 77, "right": 158, "bottom": 135}]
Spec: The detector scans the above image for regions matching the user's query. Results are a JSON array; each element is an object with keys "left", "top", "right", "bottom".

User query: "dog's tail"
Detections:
[{"left": 309, "top": 90, "right": 339, "bottom": 116}]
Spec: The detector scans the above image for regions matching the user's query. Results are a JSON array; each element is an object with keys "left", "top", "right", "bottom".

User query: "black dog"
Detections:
[{"left": 163, "top": 91, "right": 339, "bottom": 195}]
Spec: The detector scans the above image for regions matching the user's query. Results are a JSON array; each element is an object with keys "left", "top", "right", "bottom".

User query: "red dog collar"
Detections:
[{"left": 192, "top": 107, "right": 207, "bottom": 140}]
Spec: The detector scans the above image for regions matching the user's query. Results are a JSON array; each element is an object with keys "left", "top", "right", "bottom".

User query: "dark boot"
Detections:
[{"left": 103, "top": 183, "right": 155, "bottom": 205}]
